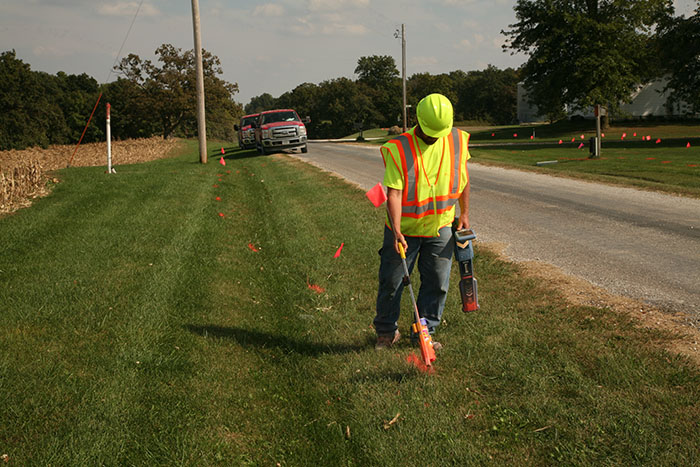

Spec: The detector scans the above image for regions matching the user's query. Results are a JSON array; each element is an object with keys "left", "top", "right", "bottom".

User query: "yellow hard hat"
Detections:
[{"left": 416, "top": 93, "right": 453, "bottom": 138}]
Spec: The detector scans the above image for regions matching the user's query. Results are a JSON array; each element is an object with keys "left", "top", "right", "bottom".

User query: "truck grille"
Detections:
[{"left": 272, "top": 127, "right": 298, "bottom": 138}]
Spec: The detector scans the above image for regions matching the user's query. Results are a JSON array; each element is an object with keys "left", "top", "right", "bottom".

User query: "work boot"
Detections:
[{"left": 375, "top": 330, "right": 401, "bottom": 350}]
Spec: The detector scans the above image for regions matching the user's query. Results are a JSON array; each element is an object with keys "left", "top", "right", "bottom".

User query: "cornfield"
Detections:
[{"left": 0, "top": 137, "right": 184, "bottom": 215}]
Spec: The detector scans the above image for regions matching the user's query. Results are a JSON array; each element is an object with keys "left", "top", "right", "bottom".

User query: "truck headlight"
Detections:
[
  {"left": 262, "top": 129, "right": 271, "bottom": 139},
  {"left": 298, "top": 126, "right": 307, "bottom": 136}
]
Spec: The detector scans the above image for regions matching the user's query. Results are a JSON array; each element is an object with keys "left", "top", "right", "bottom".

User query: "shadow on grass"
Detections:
[
  {"left": 185, "top": 324, "right": 372, "bottom": 356},
  {"left": 210, "top": 147, "right": 263, "bottom": 161}
]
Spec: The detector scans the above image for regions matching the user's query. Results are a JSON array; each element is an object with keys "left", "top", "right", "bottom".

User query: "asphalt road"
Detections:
[{"left": 290, "top": 142, "right": 700, "bottom": 324}]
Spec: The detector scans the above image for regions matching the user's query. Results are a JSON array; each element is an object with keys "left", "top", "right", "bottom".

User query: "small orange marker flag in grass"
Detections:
[
  {"left": 656, "top": 138, "right": 662, "bottom": 144},
  {"left": 513, "top": 133, "right": 518, "bottom": 138},
  {"left": 220, "top": 147, "right": 225, "bottom": 155},
  {"left": 219, "top": 156, "right": 226, "bottom": 166},
  {"left": 558, "top": 139, "right": 563, "bottom": 144},
  {"left": 248, "top": 243, "right": 259, "bottom": 252},
  {"left": 218, "top": 212, "right": 225, "bottom": 218},
  {"left": 578, "top": 143, "right": 584, "bottom": 149},
  {"left": 215, "top": 197, "right": 221, "bottom": 201},
  {"left": 334, "top": 243, "right": 345, "bottom": 258},
  {"left": 687, "top": 142, "right": 692, "bottom": 148}
]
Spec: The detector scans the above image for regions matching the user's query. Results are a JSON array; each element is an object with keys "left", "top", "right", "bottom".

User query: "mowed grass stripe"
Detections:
[{"left": 1, "top": 143, "right": 699, "bottom": 465}]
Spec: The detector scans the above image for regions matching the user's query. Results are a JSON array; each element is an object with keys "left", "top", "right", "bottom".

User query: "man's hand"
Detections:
[
  {"left": 456, "top": 213, "right": 470, "bottom": 231},
  {"left": 394, "top": 231, "right": 408, "bottom": 255}
]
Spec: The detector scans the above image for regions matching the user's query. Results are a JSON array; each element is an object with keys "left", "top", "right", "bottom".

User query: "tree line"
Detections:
[
  {"left": 0, "top": 45, "right": 242, "bottom": 151},
  {"left": 245, "top": 58, "right": 519, "bottom": 139}
]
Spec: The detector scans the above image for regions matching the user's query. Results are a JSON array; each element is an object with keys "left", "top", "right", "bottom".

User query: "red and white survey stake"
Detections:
[{"left": 106, "top": 103, "right": 113, "bottom": 174}]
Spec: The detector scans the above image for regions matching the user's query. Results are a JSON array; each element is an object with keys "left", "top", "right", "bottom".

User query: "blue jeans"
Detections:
[{"left": 374, "top": 225, "right": 454, "bottom": 337}]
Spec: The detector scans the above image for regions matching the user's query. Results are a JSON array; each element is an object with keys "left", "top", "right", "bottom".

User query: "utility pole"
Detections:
[
  {"left": 191, "top": 0, "right": 207, "bottom": 164},
  {"left": 595, "top": 104, "right": 602, "bottom": 157},
  {"left": 401, "top": 24, "right": 407, "bottom": 132},
  {"left": 395, "top": 25, "right": 407, "bottom": 132}
]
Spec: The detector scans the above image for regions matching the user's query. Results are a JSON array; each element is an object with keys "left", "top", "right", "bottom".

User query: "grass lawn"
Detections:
[
  {"left": 471, "top": 143, "right": 700, "bottom": 197},
  {"left": 1, "top": 141, "right": 699, "bottom": 465}
]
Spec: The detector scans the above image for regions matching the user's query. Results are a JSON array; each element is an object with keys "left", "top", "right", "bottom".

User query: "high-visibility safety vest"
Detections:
[{"left": 381, "top": 127, "right": 470, "bottom": 237}]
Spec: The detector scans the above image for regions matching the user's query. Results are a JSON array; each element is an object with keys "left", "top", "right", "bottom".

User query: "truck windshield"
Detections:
[
  {"left": 241, "top": 116, "right": 257, "bottom": 126},
  {"left": 262, "top": 111, "right": 299, "bottom": 124}
]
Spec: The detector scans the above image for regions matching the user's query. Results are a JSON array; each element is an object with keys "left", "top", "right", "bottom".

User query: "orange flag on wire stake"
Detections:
[
  {"left": 220, "top": 147, "right": 225, "bottom": 155},
  {"left": 219, "top": 156, "right": 226, "bottom": 166},
  {"left": 334, "top": 243, "right": 344, "bottom": 258},
  {"left": 366, "top": 183, "right": 388, "bottom": 207}
]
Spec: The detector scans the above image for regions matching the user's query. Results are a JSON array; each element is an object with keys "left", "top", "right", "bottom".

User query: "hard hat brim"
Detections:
[{"left": 418, "top": 118, "right": 453, "bottom": 139}]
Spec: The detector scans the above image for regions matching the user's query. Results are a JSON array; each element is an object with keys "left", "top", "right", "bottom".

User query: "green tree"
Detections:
[
  {"left": 0, "top": 51, "right": 57, "bottom": 149},
  {"left": 354, "top": 55, "right": 401, "bottom": 127},
  {"left": 244, "top": 93, "right": 277, "bottom": 114},
  {"left": 503, "top": 0, "right": 675, "bottom": 122},
  {"left": 659, "top": 11, "right": 700, "bottom": 113},
  {"left": 115, "top": 44, "right": 240, "bottom": 140},
  {"left": 313, "top": 78, "right": 376, "bottom": 138},
  {"left": 407, "top": 73, "right": 460, "bottom": 109},
  {"left": 54, "top": 71, "right": 102, "bottom": 144},
  {"left": 456, "top": 66, "right": 520, "bottom": 124},
  {"left": 100, "top": 78, "right": 159, "bottom": 140}
]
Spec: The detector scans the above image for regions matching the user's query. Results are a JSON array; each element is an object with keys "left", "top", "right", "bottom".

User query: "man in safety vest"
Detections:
[{"left": 374, "top": 93, "right": 470, "bottom": 350}]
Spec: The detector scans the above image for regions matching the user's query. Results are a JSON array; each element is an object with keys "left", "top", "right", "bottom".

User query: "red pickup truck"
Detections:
[
  {"left": 253, "top": 109, "right": 308, "bottom": 155},
  {"left": 234, "top": 113, "right": 259, "bottom": 149}
]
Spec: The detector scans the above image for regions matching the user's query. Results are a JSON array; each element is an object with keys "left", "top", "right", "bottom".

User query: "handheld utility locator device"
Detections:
[{"left": 453, "top": 228, "right": 479, "bottom": 312}]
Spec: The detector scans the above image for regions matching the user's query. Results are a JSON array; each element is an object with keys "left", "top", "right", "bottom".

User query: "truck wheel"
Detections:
[{"left": 301, "top": 144, "right": 308, "bottom": 154}]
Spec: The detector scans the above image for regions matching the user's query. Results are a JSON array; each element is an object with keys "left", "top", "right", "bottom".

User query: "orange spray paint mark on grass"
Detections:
[
  {"left": 406, "top": 352, "right": 435, "bottom": 374},
  {"left": 306, "top": 280, "right": 325, "bottom": 294}
]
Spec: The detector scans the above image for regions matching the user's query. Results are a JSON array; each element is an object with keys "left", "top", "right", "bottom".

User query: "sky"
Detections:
[{"left": 1, "top": 0, "right": 698, "bottom": 106}]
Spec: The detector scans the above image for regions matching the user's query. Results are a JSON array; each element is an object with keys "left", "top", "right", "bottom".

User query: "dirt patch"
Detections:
[
  {"left": 0, "top": 137, "right": 185, "bottom": 215},
  {"left": 481, "top": 241, "right": 700, "bottom": 366}
]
